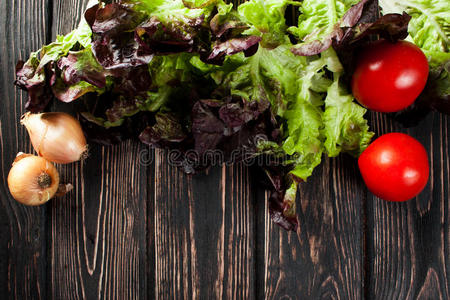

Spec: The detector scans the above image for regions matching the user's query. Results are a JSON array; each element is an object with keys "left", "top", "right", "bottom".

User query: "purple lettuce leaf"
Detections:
[
  {"left": 86, "top": 2, "right": 262, "bottom": 70},
  {"left": 206, "top": 36, "right": 261, "bottom": 65},
  {"left": 86, "top": 3, "right": 153, "bottom": 70},
  {"left": 249, "top": 161, "right": 298, "bottom": 231},
  {"left": 291, "top": 0, "right": 376, "bottom": 56},
  {"left": 268, "top": 188, "right": 298, "bottom": 231},
  {"left": 50, "top": 47, "right": 108, "bottom": 103},
  {"left": 139, "top": 95, "right": 282, "bottom": 175},
  {"left": 57, "top": 48, "right": 107, "bottom": 88},
  {"left": 291, "top": 0, "right": 410, "bottom": 57},
  {"left": 139, "top": 112, "right": 188, "bottom": 147},
  {"left": 110, "top": 64, "right": 152, "bottom": 98},
  {"left": 51, "top": 77, "right": 98, "bottom": 103},
  {"left": 104, "top": 97, "right": 143, "bottom": 125},
  {"left": 135, "top": 15, "right": 208, "bottom": 56},
  {"left": 192, "top": 97, "right": 275, "bottom": 155},
  {"left": 191, "top": 99, "right": 226, "bottom": 154},
  {"left": 15, "top": 54, "right": 53, "bottom": 112},
  {"left": 210, "top": 10, "right": 249, "bottom": 40}
]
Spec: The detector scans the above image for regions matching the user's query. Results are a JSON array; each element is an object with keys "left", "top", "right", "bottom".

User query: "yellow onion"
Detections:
[
  {"left": 21, "top": 112, "right": 88, "bottom": 164},
  {"left": 7, "top": 153, "right": 60, "bottom": 206}
]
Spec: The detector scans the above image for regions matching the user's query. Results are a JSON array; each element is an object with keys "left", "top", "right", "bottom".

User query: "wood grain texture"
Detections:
[
  {"left": 2, "top": 0, "right": 450, "bottom": 299},
  {"left": 366, "top": 112, "right": 450, "bottom": 300},
  {"left": 152, "top": 150, "right": 255, "bottom": 299},
  {"left": 257, "top": 156, "right": 366, "bottom": 299},
  {"left": 0, "top": 0, "right": 49, "bottom": 298},
  {"left": 47, "top": 0, "right": 148, "bottom": 299},
  {"left": 49, "top": 141, "right": 148, "bottom": 299}
]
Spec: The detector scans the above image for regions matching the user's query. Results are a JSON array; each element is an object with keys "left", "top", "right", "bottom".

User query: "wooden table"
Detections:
[{"left": 0, "top": 0, "right": 448, "bottom": 299}]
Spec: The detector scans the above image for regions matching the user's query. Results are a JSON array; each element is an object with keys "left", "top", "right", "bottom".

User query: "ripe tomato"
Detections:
[
  {"left": 358, "top": 133, "right": 429, "bottom": 202},
  {"left": 351, "top": 40, "right": 429, "bottom": 112}
]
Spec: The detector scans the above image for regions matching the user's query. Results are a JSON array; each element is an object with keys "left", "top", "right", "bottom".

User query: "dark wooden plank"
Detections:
[
  {"left": 152, "top": 150, "right": 255, "bottom": 299},
  {"left": 366, "top": 112, "right": 450, "bottom": 299},
  {"left": 150, "top": 3, "right": 255, "bottom": 298},
  {"left": 48, "top": 141, "right": 148, "bottom": 299},
  {"left": 47, "top": 0, "right": 148, "bottom": 298},
  {"left": 257, "top": 156, "right": 365, "bottom": 299},
  {"left": 0, "top": 0, "right": 49, "bottom": 298}
]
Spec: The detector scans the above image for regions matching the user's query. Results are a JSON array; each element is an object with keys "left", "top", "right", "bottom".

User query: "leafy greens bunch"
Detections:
[{"left": 15, "top": 0, "right": 449, "bottom": 230}]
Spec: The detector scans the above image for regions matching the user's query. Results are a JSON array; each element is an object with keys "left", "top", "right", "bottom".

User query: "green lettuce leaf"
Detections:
[
  {"left": 131, "top": 0, "right": 215, "bottom": 19},
  {"left": 216, "top": 45, "right": 302, "bottom": 115},
  {"left": 288, "top": 0, "right": 358, "bottom": 52},
  {"left": 322, "top": 76, "right": 373, "bottom": 157},
  {"left": 289, "top": 0, "right": 357, "bottom": 38},
  {"left": 238, "top": 0, "right": 298, "bottom": 48}
]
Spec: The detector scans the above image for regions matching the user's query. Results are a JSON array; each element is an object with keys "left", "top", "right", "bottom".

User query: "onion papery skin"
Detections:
[
  {"left": 21, "top": 112, "right": 88, "bottom": 164},
  {"left": 7, "top": 154, "right": 60, "bottom": 206}
]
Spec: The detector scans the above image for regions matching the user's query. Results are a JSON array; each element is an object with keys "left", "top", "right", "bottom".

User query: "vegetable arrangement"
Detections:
[{"left": 9, "top": 0, "right": 449, "bottom": 230}]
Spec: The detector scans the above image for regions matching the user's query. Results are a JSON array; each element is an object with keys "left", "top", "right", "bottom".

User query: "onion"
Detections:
[
  {"left": 7, "top": 153, "right": 60, "bottom": 206},
  {"left": 21, "top": 112, "right": 88, "bottom": 164}
]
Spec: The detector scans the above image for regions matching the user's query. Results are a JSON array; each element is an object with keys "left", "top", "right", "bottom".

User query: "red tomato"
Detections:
[
  {"left": 351, "top": 40, "right": 429, "bottom": 112},
  {"left": 358, "top": 133, "right": 429, "bottom": 202}
]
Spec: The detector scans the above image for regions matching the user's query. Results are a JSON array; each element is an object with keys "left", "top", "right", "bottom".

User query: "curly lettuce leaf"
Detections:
[
  {"left": 57, "top": 48, "right": 106, "bottom": 88},
  {"left": 87, "top": 1, "right": 261, "bottom": 67},
  {"left": 280, "top": 51, "right": 336, "bottom": 180},
  {"left": 322, "top": 76, "right": 373, "bottom": 157},
  {"left": 289, "top": 0, "right": 357, "bottom": 39},
  {"left": 289, "top": 0, "right": 359, "bottom": 55},
  {"left": 238, "top": 0, "right": 298, "bottom": 48},
  {"left": 15, "top": 20, "right": 94, "bottom": 111},
  {"left": 290, "top": 0, "right": 411, "bottom": 57},
  {"left": 41, "top": 20, "right": 93, "bottom": 68},
  {"left": 130, "top": 0, "right": 215, "bottom": 19},
  {"left": 15, "top": 52, "right": 51, "bottom": 112},
  {"left": 214, "top": 45, "right": 306, "bottom": 116},
  {"left": 16, "top": 0, "right": 262, "bottom": 114},
  {"left": 139, "top": 112, "right": 187, "bottom": 147},
  {"left": 83, "top": 52, "right": 202, "bottom": 128},
  {"left": 85, "top": 3, "right": 153, "bottom": 69},
  {"left": 269, "top": 182, "right": 298, "bottom": 231}
]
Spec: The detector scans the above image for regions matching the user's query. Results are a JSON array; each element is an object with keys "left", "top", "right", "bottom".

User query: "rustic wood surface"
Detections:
[{"left": 0, "top": 0, "right": 448, "bottom": 299}]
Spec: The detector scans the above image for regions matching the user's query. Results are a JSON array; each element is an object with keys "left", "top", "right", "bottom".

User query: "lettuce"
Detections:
[
  {"left": 15, "top": 20, "right": 95, "bottom": 111},
  {"left": 322, "top": 76, "right": 374, "bottom": 157},
  {"left": 14, "top": 0, "right": 377, "bottom": 231},
  {"left": 288, "top": 0, "right": 357, "bottom": 46},
  {"left": 15, "top": 0, "right": 447, "bottom": 230},
  {"left": 238, "top": 0, "right": 296, "bottom": 47}
]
